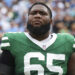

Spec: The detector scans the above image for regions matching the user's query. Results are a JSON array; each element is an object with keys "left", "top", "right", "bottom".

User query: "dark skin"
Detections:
[
  {"left": 28, "top": 5, "right": 52, "bottom": 41},
  {"left": 67, "top": 53, "right": 75, "bottom": 75},
  {"left": 28, "top": 5, "right": 75, "bottom": 75}
]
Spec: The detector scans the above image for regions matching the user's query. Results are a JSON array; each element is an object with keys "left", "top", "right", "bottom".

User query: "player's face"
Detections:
[
  {"left": 27, "top": 5, "right": 52, "bottom": 36},
  {"left": 28, "top": 5, "right": 51, "bottom": 27}
]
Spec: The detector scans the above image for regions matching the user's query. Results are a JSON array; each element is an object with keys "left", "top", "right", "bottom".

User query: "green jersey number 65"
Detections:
[{"left": 24, "top": 52, "right": 65, "bottom": 75}]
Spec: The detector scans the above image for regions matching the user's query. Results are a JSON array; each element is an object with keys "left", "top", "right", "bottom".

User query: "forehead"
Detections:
[{"left": 30, "top": 5, "right": 48, "bottom": 12}]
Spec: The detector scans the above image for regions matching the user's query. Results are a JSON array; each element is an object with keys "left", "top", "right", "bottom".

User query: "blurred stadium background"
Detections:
[{"left": 0, "top": 0, "right": 75, "bottom": 53}]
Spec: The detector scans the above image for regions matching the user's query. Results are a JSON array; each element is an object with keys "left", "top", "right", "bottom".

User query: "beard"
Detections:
[{"left": 27, "top": 21, "right": 51, "bottom": 36}]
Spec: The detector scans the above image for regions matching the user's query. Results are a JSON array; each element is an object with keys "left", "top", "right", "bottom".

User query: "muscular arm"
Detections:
[
  {"left": 0, "top": 50, "right": 15, "bottom": 75},
  {"left": 67, "top": 52, "right": 75, "bottom": 75}
]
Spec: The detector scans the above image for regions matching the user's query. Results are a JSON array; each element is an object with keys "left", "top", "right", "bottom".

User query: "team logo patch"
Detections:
[{"left": 42, "top": 45, "right": 46, "bottom": 50}]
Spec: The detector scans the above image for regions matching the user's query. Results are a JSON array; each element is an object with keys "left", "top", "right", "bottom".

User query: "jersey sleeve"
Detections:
[
  {"left": 1, "top": 33, "right": 11, "bottom": 51},
  {"left": 65, "top": 33, "right": 75, "bottom": 51}
]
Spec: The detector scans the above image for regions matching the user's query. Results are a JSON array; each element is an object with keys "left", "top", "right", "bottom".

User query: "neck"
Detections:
[{"left": 29, "top": 31, "right": 50, "bottom": 41}]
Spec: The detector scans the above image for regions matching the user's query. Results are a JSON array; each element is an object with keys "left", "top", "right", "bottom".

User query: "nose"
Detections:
[{"left": 34, "top": 13, "right": 41, "bottom": 19}]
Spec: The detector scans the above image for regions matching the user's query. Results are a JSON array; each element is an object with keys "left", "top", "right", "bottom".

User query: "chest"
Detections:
[
  {"left": 12, "top": 41, "right": 73, "bottom": 75},
  {"left": 10, "top": 36, "right": 73, "bottom": 75}
]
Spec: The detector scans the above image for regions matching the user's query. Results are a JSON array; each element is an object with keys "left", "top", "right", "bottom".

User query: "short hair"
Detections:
[{"left": 28, "top": 2, "right": 52, "bottom": 19}]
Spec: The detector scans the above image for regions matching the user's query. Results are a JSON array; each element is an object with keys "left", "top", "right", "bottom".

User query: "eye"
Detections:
[
  {"left": 39, "top": 11, "right": 47, "bottom": 15},
  {"left": 30, "top": 11, "right": 36, "bottom": 15},
  {"left": 29, "top": 11, "right": 48, "bottom": 16}
]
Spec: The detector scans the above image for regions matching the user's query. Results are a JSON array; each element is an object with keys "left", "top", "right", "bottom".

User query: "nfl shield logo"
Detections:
[{"left": 42, "top": 45, "right": 46, "bottom": 50}]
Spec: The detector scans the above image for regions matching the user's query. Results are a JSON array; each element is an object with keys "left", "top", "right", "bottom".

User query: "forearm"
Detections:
[
  {"left": 0, "top": 50, "right": 15, "bottom": 75},
  {"left": 0, "top": 64, "right": 14, "bottom": 75}
]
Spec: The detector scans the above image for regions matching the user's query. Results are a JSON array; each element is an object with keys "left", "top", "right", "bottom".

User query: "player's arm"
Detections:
[
  {"left": 0, "top": 33, "right": 4, "bottom": 40},
  {"left": 0, "top": 33, "right": 4, "bottom": 44},
  {"left": 0, "top": 50, "right": 15, "bottom": 75},
  {"left": 67, "top": 52, "right": 75, "bottom": 75}
]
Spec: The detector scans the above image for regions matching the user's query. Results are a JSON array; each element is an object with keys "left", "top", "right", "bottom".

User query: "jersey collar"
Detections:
[{"left": 25, "top": 32, "right": 57, "bottom": 50}]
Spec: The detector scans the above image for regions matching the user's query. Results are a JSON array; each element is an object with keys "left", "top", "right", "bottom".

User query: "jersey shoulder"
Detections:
[
  {"left": 3, "top": 32, "right": 24, "bottom": 38},
  {"left": 1, "top": 32, "right": 25, "bottom": 51},
  {"left": 57, "top": 33, "right": 75, "bottom": 44}
]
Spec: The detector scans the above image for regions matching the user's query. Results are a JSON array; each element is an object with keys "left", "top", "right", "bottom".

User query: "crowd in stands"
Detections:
[
  {"left": 0, "top": 0, "right": 75, "bottom": 53},
  {"left": 0, "top": 0, "right": 75, "bottom": 36}
]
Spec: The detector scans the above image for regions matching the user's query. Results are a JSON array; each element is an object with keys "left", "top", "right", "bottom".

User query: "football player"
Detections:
[{"left": 0, "top": 2, "right": 75, "bottom": 75}]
